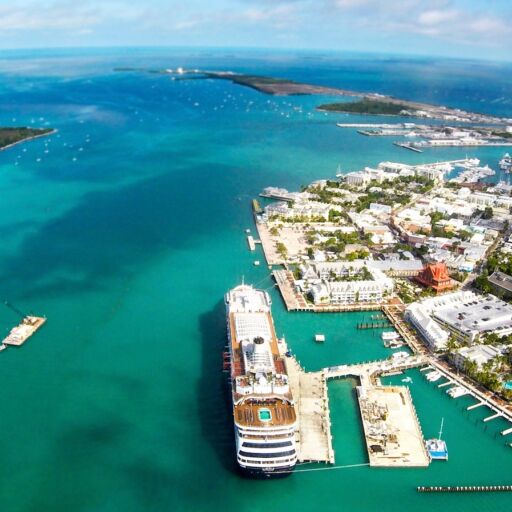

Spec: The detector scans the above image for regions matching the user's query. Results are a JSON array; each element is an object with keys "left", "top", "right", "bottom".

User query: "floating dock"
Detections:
[{"left": 2, "top": 316, "right": 46, "bottom": 346}]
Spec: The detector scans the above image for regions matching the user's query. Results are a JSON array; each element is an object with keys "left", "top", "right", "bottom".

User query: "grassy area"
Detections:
[
  {"left": 317, "top": 98, "right": 413, "bottom": 115},
  {"left": 0, "top": 127, "right": 53, "bottom": 150}
]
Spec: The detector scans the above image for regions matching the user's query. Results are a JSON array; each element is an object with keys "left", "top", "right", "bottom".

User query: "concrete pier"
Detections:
[
  {"left": 2, "top": 316, "right": 46, "bottom": 347},
  {"left": 467, "top": 402, "right": 485, "bottom": 410},
  {"left": 279, "top": 341, "right": 334, "bottom": 464},
  {"left": 483, "top": 412, "right": 502, "bottom": 422},
  {"left": 357, "top": 385, "right": 430, "bottom": 467},
  {"left": 247, "top": 235, "right": 256, "bottom": 251}
]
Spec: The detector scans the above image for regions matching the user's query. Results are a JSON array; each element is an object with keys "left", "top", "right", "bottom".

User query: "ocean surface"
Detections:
[{"left": 0, "top": 48, "right": 510, "bottom": 512}]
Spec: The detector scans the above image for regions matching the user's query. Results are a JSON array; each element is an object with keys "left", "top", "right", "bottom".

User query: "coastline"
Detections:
[{"left": 0, "top": 128, "right": 57, "bottom": 152}]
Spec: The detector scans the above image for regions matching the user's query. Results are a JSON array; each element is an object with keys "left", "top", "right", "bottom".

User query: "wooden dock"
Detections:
[{"left": 2, "top": 316, "right": 46, "bottom": 346}]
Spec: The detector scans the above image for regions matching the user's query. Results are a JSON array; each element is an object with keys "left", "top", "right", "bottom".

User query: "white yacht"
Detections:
[
  {"left": 225, "top": 284, "right": 298, "bottom": 477},
  {"left": 499, "top": 153, "right": 512, "bottom": 172}
]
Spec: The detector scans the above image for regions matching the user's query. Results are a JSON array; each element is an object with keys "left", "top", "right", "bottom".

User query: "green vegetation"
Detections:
[
  {"left": 491, "top": 130, "right": 512, "bottom": 139},
  {"left": 463, "top": 357, "right": 510, "bottom": 395},
  {"left": 317, "top": 98, "right": 414, "bottom": 116},
  {"left": 276, "top": 242, "right": 288, "bottom": 258},
  {"left": 0, "top": 127, "right": 53, "bottom": 149},
  {"left": 475, "top": 250, "right": 512, "bottom": 295},
  {"left": 330, "top": 266, "right": 373, "bottom": 282}
]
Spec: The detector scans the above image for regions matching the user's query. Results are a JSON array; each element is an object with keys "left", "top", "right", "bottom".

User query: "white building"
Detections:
[
  {"left": 406, "top": 291, "right": 512, "bottom": 348},
  {"left": 301, "top": 261, "right": 394, "bottom": 305},
  {"left": 310, "top": 278, "right": 393, "bottom": 305},
  {"left": 452, "top": 344, "right": 504, "bottom": 371}
]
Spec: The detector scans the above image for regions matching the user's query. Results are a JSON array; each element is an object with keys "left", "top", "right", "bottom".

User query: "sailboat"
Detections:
[{"left": 426, "top": 418, "right": 448, "bottom": 461}]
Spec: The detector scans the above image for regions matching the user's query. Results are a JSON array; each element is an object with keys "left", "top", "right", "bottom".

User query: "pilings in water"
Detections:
[
  {"left": 357, "top": 321, "right": 391, "bottom": 329},
  {"left": 417, "top": 485, "right": 512, "bottom": 493}
]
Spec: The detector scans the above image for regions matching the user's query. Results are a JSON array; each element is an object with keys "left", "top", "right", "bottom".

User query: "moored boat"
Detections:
[
  {"left": 426, "top": 418, "right": 448, "bottom": 460},
  {"left": 225, "top": 284, "right": 298, "bottom": 477}
]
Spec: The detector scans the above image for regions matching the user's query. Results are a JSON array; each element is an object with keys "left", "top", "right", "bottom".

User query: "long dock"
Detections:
[
  {"left": 418, "top": 485, "right": 512, "bottom": 493},
  {"left": 326, "top": 355, "right": 427, "bottom": 388},
  {"left": 279, "top": 340, "right": 334, "bottom": 464},
  {"left": 2, "top": 316, "right": 46, "bottom": 346}
]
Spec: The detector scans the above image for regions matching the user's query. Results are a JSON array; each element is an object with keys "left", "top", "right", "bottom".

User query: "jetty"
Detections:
[
  {"left": 2, "top": 316, "right": 46, "bottom": 346},
  {"left": 246, "top": 235, "right": 261, "bottom": 251},
  {"left": 279, "top": 340, "right": 335, "bottom": 464}
]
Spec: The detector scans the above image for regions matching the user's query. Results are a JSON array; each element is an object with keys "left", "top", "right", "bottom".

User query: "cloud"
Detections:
[
  {"left": 158, "top": 2, "right": 302, "bottom": 33},
  {"left": 0, "top": 1, "right": 142, "bottom": 32},
  {"left": 326, "top": 0, "right": 511, "bottom": 47}
]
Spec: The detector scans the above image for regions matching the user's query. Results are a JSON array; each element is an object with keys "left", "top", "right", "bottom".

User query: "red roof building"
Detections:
[{"left": 415, "top": 263, "right": 454, "bottom": 293}]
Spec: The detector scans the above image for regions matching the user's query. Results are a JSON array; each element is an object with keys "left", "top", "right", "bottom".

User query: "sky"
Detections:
[{"left": 0, "top": 0, "right": 511, "bottom": 61}]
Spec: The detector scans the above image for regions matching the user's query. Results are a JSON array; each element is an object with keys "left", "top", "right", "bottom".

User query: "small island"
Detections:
[
  {"left": 317, "top": 98, "right": 414, "bottom": 116},
  {"left": 0, "top": 127, "right": 55, "bottom": 151}
]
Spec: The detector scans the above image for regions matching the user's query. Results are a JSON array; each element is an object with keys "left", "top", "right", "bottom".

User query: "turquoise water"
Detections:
[{"left": 0, "top": 48, "right": 510, "bottom": 512}]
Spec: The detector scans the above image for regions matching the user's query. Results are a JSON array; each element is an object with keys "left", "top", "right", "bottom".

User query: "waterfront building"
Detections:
[
  {"left": 300, "top": 261, "right": 394, "bottom": 305},
  {"left": 415, "top": 263, "right": 454, "bottom": 293},
  {"left": 406, "top": 290, "right": 512, "bottom": 347},
  {"left": 309, "top": 279, "right": 391, "bottom": 305},
  {"left": 451, "top": 344, "right": 504, "bottom": 371}
]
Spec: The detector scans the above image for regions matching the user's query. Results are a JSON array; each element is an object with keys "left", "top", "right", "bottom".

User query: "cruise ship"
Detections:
[{"left": 225, "top": 284, "right": 298, "bottom": 477}]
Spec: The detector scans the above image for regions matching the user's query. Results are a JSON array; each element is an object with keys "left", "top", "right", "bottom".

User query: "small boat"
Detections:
[
  {"left": 499, "top": 153, "right": 512, "bottom": 171},
  {"left": 426, "top": 371, "right": 441, "bottom": 382},
  {"left": 315, "top": 334, "right": 325, "bottom": 343},
  {"left": 381, "top": 331, "right": 400, "bottom": 341},
  {"left": 390, "top": 351, "right": 408, "bottom": 361},
  {"left": 401, "top": 376, "right": 413, "bottom": 383},
  {"left": 253, "top": 261, "right": 260, "bottom": 266},
  {"left": 447, "top": 386, "right": 468, "bottom": 398},
  {"left": 426, "top": 418, "right": 448, "bottom": 461}
]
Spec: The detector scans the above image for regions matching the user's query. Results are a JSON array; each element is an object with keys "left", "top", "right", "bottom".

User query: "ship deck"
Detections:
[
  {"left": 228, "top": 311, "right": 284, "bottom": 378},
  {"left": 234, "top": 399, "right": 296, "bottom": 428}
]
